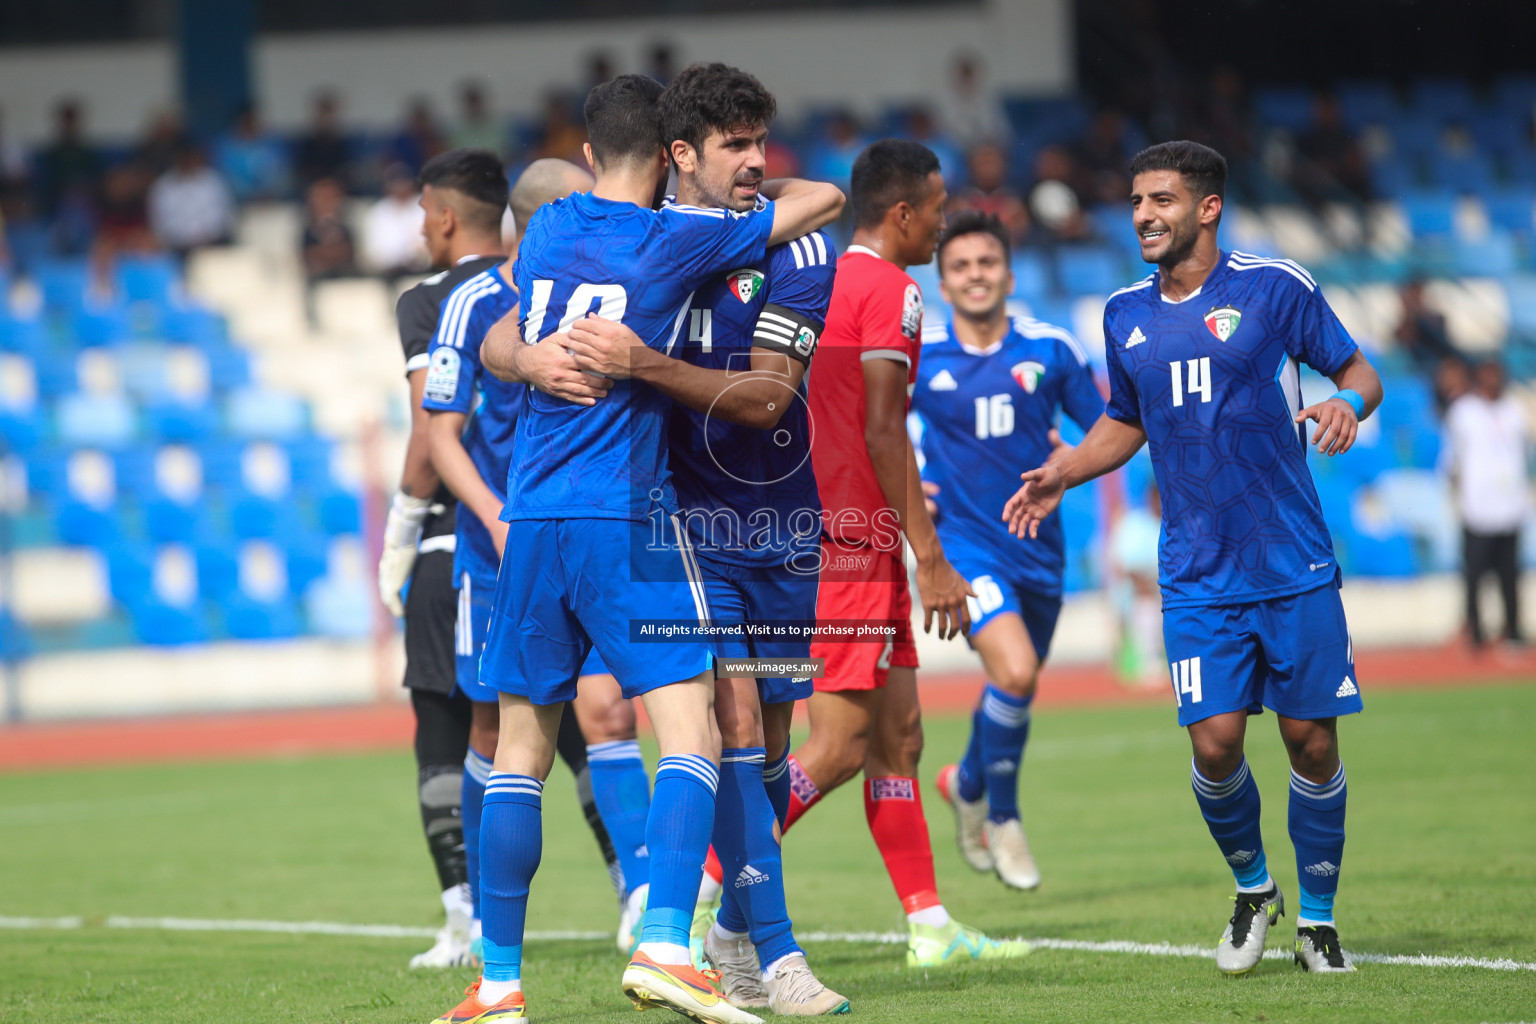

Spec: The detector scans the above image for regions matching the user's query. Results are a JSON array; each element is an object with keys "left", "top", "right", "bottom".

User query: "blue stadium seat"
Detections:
[
  {"left": 305, "top": 576, "right": 372, "bottom": 639},
  {"left": 69, "top": 304, "right": 135, "bottom": 347},
  {"left": 1410, "top": 77, "right": 1476, "bottom": 125},
  {"left": 283, "top": 437, "right": 334, "bottom": 490},
  {"left": 286, "top": 531, "right": 332, "bottom": 594},
  {"left": 318, "top": 488, "right": 361, "bottom": 535},
  {"left": 162, "top": 306, "right": 229, "bottom": 348},
  {"left": 1468, "top": 111, "right": 1527, "bottom": 158},
  {"left": 1253, "top": 87, "right": 1315, "bottom": 133},
  {"left": 0, "top": 610, "right": 33, "bottom": 660},
  {"left": 228, "top": 490, "right": 287, "bottom": 539},
  {"left": 143, "top": 496, "right": 203, "bottom": 544},
  {"left": 104, "top": 542, "right": 157, "bottom": 603},
  {"left": 127, "top": 600, "right": 210, "bottom": 646},
  {"left": 1056, "top": 247, "right": 1123, "bottom": 296},
  {"left": 0, "top": 408, "right": 45, "bottom": 455},
  {"left": 203, "top": 345, "right": 251, "bottom": 391},
  {"left": 0, "top": 313, "right": 47, "bottom": 356},
  {"left": 115, "top": 254, "right": 179, "bottom": 304},
  {"left": 55, "top": 391, "right": 136, "bottom": 448},
  {"left": 1484, "top": 189, "right": 1535, "bottom": 234},
  {"left": 226, "top": 387, "right": 306, "bottom": 440},
  {"left": 1493, "top": 74, "right": 1536, "bottom": 115},
  {"left": 1337, "top": 80, "right": 1399, "bottom": 128},
  {"left": 195, "top": 438, "right": 246, "bottom": 490},
  {"left": 1429, "top": 152, "right": 1494, "bottom": 194},
  {"left": 1505, "top": 276, "right": 1536, "bottom": 338},
  {"left": 1397, "top": 191, "right": 1457, "bottom": 238},
  {"left": 1503, "top": 148, "right": 1536, "bottom": 185},
  {"left": 31, "top": 259, "right": 91, "bottom": 313},
  {"left": 1452, "top": 233, "right": 1518, "bottom": 278},
  {"left": 32, "top": 353, "right": 78, "bottom": 401},
  {"left": 1009, "top": 252, "right": 1051, "bottom": 304},
  {"left": 1386, "top": 116, "right": 1443, "bottom": 161},
  {"left": 111, "top": 444, "right": 161, "bottom": 502},
  {"left": 144, "top": 397, "right": 220, "bottom": 443},
  {"left": 194, "top": 540, "right": 241, "bottom": 602},
  {"left": 1348, "top": 531, "right": 1421, "bottom": 578},
  {"left": 54, "top": 498, "right": 117, "bottom": 546},
  {"left": 1368, "top": 159, "right": 1416, "bottom": 199},
  {"left": 223, "top": 594, "right": 301, "bottom": 640}
]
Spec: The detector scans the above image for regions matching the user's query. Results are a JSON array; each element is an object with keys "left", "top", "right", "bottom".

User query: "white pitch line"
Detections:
[{"left": 3, "top": 915, "right": 1532, "bottom": 972}]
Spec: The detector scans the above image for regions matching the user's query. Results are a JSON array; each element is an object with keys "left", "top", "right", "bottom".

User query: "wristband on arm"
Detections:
[{"left": 1331, "top": 388, "right": 1365, "bottom": 419}]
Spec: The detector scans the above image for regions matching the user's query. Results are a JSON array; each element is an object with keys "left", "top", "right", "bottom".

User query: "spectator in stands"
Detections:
[
  {"left": 949, "top": 141, "right": 1029, "bottom": 244},
  {"left": 301, "top": 176, "right": 357, "bottom": 295},
  {"left": 582, "top": 50, "right": 617, "bottom": 99},
  {"left": 1292, "top": 91, "right": 1372, "bottom": 207},
  {"left": 939, "top": 51, "right": 1012, "bottom": 148},
  {"left": 534, "top": 91, "right": 586, "bottom": 164},
  {"left": 362, "top": 163, "right": 427, "bottom": 280},
  {"left": 1433, "top": 355, "right": 1471, "bottom": 418},
  {"left": 38, "top": 100, "right": 102, "bottom": 218},
  {"left": 449, "top": 82, "right": 506, "bottom": 158},
  {"left": 1073, "top": 108, "right": 1135, "bottom": 206},
  {"left": 391, "top": 98, "right": 447, "bottom": 176},
  {"left": 136, "top": 111, "right": 185, "bottom": 178},
  {"left": 906, "top": 106, "right": 965, "bottom": 191},
  {"left": 96, "top": 162, "right": 156, "bottom": 254},
  {"left": 1442, "top": 359, "right": 1530, "bottom": 650},
  {"left": 1396, "top": 278, "right": 1462, "bottom": 370},
  {"left": 0, "top": 107, "right": 30, "bottom": 223},
  {"left": 148, "top": 144, "right": 235, "bottom": 257},
  {"left": 1195, "top": 67, "right": 1257, "bottom": 201},
  {"left": 646, "top": 42, "right": 678, "bottom": 85},
  {"left": 805, "top": 111, "right": 866, "bottom": 191},
  {"left": 1029, "top": 145, "right": 1092, "bottom": 242},
  {"left": 215, "top": 103, "right": 292, "bottom": 202},
  {"left": 295, "top": 92, "right": 353, "bottom": 191}
]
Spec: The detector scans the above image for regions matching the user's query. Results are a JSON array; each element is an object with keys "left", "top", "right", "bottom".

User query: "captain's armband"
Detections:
[{"left": 752, "top": 303, "right": 821, "bottom": 366}]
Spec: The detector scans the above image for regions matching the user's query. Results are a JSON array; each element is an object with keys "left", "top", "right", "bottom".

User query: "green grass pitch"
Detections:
[{"left": 1, "top": 681, "right": 1533, "bottom": 1023}]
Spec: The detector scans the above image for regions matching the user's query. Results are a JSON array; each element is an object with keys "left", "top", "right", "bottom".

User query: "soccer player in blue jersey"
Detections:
[
  {"left": 560, "top": 62, "right": 848, "bottom": 1015},
  {"left": 433, "top": 74, "right": 842, "bottom": 1024},
  {"left": 912, "top": 210, "right": 1104, "bottom": 892},
  {"left": 1005, "top": 141, "right": 1382, "bottom": 975},
  {"left": 420, "top": 157, "right": 651, "bottom": 960}
]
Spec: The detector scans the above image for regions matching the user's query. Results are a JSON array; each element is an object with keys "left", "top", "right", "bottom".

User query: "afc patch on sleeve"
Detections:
[
  {"left": 900, "top": 283, "right": 923, "bottom": 340},
  {"left": 424, "top": 347, "right": 461, "bottom": 404}
]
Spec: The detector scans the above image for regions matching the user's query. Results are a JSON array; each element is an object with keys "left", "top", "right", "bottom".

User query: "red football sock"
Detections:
[
  {"left": 864, "top": 776, "right": 941, "bottom": 913},
  {"left": 702, "top": 845, "right": 723, "bottom": 885},
  {"left": 782, "top": 755, "right": 822, "bottom": 833}
]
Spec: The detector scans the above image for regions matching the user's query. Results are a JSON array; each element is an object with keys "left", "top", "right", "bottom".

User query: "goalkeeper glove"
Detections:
[{"left": 378, "top": 490, "right": 433, "bottom": 616}]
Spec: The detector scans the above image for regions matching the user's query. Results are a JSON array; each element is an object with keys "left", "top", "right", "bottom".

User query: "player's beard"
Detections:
[{"left": 1153, "top": 214, "right": 1200, "bottom": 268}]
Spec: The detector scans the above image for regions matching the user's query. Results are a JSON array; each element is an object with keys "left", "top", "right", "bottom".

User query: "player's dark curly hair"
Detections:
[
  {"left": 1129, "top": 140, "right": 1227, "bottom": 203},
  {"left": 658, "top": 62, "right": 777, "bottom": 157},
  {"left": 584, "top": 73, "right": 666, "bottom": 167},
  {"left": 850, "top": 139, "right": 941, "bottom": 228},
  {"left": 418, "top": 149, "right": 508, "bottom": 230},
  {"left": 937, "top": 209, "right": 1010, "bottom": 264}
]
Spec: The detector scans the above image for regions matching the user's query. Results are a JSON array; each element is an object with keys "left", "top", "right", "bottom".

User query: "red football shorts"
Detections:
[{"left": 811, "top": 537, "right": 919, "bottom": 691}]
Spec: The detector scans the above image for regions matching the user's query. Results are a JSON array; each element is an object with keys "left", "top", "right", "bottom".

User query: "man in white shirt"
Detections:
[
  {"left": 148, "top": 145, "right": 234, "bottom": 256},
  {"left": 362, "top": 163, "right": 428, "bottom": 279},
  {"left": 1442, "top": 359, "right": 1529, "bottom": 648}
]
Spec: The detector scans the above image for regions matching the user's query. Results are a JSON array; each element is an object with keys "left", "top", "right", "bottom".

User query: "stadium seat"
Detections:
[
  {"left": 0, "top": 408, "right": 44, "bottom": 455},
  {"left": 1452, "top": 232, "right": 1518, "bottom": 278},
  {"left": 31, "top": 259, "right": 91, "bottom": 313},
  {"left": 55, "top": 391, "right": 136, "bottom": 448},
  {"left": 142, "top": 496, "right": 203, "bottom": 544},
  {"left": 222, "top": 594, "right": 301, "bottom": 641},
  {"left": 127, "top": 599, "right": 210, "bottom": 646},
  {"left": 70, "top": 303, "right": 135, "bottom": 347},
  {"left": 1056, "top": 247, "right": 1122, "bottom": 296},
  {"left": 228, "top": 491, "right": 287, "bottom": 539},
  {"left": 1337, "top": 80, "right": 1399, "bottom": 128},
  {"left": 1009, "top": 252, "right": 1051, "bottom": 304},
  {"left": 53, "top": 498, "right": 117, "bottom": 547},
  {"left": 317, "top": 487, "right": 362, "bottom": 535},
  {"left": 203, "top": 345, "right": 251, "bottom": 391},
  {"left": 1429, "top": 152, "right": 1494, "bottom": 194},
  {"left": 1409, "top": 77, "right": 1476, "bottom": 125},
  {"left": 285, "top": 531, "right": 332, "bottom": 594},
  {"left": 115, "top": 254, "right": 180, "bottom": 304},
  {"left": 225, "top": 386, "right": 306, "bottom": 440},
  {"left": 0, "top": 610, "right": 33, "bottom": 660},
  {"left": 0, "top": 312, "right": 47, "bottom": 356},
  {"left": 1482, "top": 189, "right": 1535, "bottom": 235},
  {"left": 1347, "top": 530, "right": 1421, "bottom": 578},
  {"left": 104, "top": 542, "right": 157, "bottom": 604},
  {"left": 1253, "top": 86, "right": 1315, "bottom": 134},
  {"left": 194, "top": 540, "right": 241, "bottom": 602},
  {"left": 1385, "top": 116, "right": 1443, "bottom": 161},
  {"left": 1367, "top": 159, "right": 1415, "bottom": 199},
  {"left": 305, "top": 576, "right": 372, "bottom": 639},
  {"left": 144, "top": 396, "right": 220, "bottom": 443},
  {"left": 1397, "top": 191, "right": 1458, "bottom": 238},
  {"left": 195, "top": 438, "right": 246, "bottom": 490}
]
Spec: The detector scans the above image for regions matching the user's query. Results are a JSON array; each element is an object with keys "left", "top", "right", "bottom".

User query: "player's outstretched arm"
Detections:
[
  {"left": 863, "top": 357, "right": 974, "bottom": 639},
  {"left": 426, "top": 410, "right": 510, "bottom": 558},
  {"left": 1295, "top": 349, "right": 1383, "bottom": 457},
  {"left": 1004, "top": 414, "right": 1147, "bottom": 539},
  {"left": 565, "top": 314, "right": 805, "bottom": 429},
  {"left": 759, "top": 178, "right": 845, "bottom": 247},
  {"left": 378, "top": 367, "right": 439, "bottom": 615},
  {"left": 480, "top": 306, "right": 614, "bottom": 405}
]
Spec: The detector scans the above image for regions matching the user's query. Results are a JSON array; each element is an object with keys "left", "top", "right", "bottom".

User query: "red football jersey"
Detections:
[{"left": 809, "top": 246, "right": 925, "bottom": 546}]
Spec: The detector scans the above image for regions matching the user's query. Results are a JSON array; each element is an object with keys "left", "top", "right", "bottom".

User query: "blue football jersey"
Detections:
[
  {"left": 420, "top": 267, "right": 520, "bottom": 580},
  {"left": 911, "top": 315, "right": 1103, "bottom": 593},
  {"left": 668, "top": 229, "right": 837, "bottom": 568},
  {"left": 506, "top": 192, "right": 775, "bottom": 522},
  {"left": 1102, "top": 250, "right": 1358, "bottom": 608}
]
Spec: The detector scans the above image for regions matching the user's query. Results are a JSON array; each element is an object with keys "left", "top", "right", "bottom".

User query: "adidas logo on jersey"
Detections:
[
  {"left": 928, "top": 369, "right": 958, "bottom": 391},
  {"left": 734, "top": 865, "right": 770, "bottom": 888},
  {"left": 1336, "top": 676, "right": 1358, "bottom": 698},
  {"left": 1125, "top": 326, "right": 1147, "bottom": 348},
  {"left": 1226, "top": 849, "right": 1257, "bottom": 866},
  {"left": 1304, "top": 860, "right": 1340, "bottom": 877}
]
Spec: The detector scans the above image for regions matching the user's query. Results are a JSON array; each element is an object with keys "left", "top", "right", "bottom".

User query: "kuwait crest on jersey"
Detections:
[
  {"left": 1204, "top": 305, "right": 1242, "bottom": 341},
  {"left": 1011, "top": 360, "right": 1046, "bottom": 394},
  {"left": 727, "top": 268, "right": 765, "bottom": 303}
]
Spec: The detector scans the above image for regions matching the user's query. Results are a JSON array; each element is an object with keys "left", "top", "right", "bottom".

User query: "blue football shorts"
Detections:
[{"left": 699, "top": 552, "right": 820, "bottom": 704}]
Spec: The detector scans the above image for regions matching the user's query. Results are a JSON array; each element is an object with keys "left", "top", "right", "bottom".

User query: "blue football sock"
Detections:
[
  {"left": 712, "top": 748, "right": 799, "bottom": 967},
  {"left": 1191, "top": 758, "right": 1271, "bottom": 891},
  {"left": 480, "top": 773, "right": 543, "bottom": 983},
  {"left": 639, "top": 755, "right": 719, "bottom": 953},
  {"left": 587, "top": 740, "right": 651, "bottom": 898},
  {"left": 762, "top": 746, "right": 792, "bottom": 830},
  {"left": 980, "top": 685, "right": 1033, "bottom": 823},
  {"left": 461, "top": 748, "right": 493, "bottom": 919},
  {"left": 956, "top": 707, "right": 985, "bottom": 803},
  {"left": 1289, "top": 764, "right": 1347, "bottom": 925}
]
